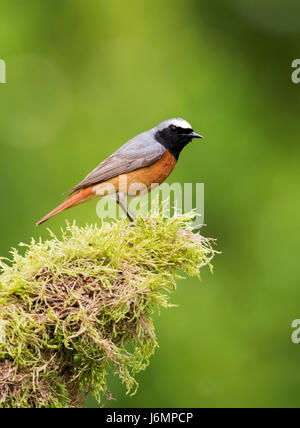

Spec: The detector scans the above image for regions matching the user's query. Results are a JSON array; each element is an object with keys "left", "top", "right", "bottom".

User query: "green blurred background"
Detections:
[{"left": 1, "top": 0, "right": 300, "bottom": 408}]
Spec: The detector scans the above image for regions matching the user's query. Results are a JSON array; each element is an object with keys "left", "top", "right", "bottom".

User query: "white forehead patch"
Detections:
[
  {"left": 158, "top": 118, "right": 193, "bottom": 131},
  {"left": 169, "top": 118, "right": 192, "bottom": 129}
]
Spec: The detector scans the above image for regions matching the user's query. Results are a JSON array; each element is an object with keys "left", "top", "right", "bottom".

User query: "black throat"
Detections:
[{"left": 155, "top": 130, "right": 192, "bottom": 160}]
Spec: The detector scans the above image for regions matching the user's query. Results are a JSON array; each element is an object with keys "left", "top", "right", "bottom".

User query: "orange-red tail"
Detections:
[{"left": 36, "top": 187, "right": 94, "bottom": 226}]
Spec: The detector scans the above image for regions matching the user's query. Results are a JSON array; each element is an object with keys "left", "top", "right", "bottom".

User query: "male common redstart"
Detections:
[{"left": 37, "top": 118, "right": 203, "bottom": 225}]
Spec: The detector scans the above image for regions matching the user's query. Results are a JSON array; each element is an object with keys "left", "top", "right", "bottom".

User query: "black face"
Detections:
[{"left": 155, "top": 124, "right": 202, "bottom": 160}]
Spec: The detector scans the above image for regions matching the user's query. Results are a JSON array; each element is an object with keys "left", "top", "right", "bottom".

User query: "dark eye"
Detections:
[{"left": 169, "top": 125, "right": 177, "bottom": 132}]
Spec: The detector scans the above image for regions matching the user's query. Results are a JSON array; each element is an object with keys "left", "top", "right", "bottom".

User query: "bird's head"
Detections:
[{"left": 155, "top": 118, "right": 203, "bottom": 159}]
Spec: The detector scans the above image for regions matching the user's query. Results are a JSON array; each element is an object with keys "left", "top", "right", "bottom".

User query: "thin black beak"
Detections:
[{"left": 191, "top": 131, "right": 203, "bottom": 139}]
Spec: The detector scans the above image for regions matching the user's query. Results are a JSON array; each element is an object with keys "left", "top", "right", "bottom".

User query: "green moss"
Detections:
[{"left": 0, "top": 213, "right": 217, "bottom": 408}]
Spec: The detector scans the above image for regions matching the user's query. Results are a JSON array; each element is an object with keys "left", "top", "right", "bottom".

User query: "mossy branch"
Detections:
[{"left": 0, "top": 213, "right": 218, "bottom": 408}]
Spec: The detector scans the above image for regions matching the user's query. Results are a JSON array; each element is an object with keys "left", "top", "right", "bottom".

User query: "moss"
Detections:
[{"left": 0, "top": 213, "right": 218, "bottom": 408}]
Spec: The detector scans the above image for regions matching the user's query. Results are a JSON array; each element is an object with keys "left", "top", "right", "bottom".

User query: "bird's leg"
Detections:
[{"left": 116, "top": 192, "right": 136, "bottom": 222}]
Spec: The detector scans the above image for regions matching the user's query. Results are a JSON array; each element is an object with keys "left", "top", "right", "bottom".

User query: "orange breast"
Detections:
[{"left": 93, "top": 150, "right": 177, "bottom": 197}]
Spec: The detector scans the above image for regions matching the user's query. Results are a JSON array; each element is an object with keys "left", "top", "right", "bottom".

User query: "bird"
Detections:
[{"left": 36, "top": 118, "right": 203, "bottom": 226}]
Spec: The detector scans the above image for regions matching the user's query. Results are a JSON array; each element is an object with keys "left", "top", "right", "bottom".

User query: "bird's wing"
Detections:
[{"left": 67, "top": 131, "right": 165, "bottom": 193}]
